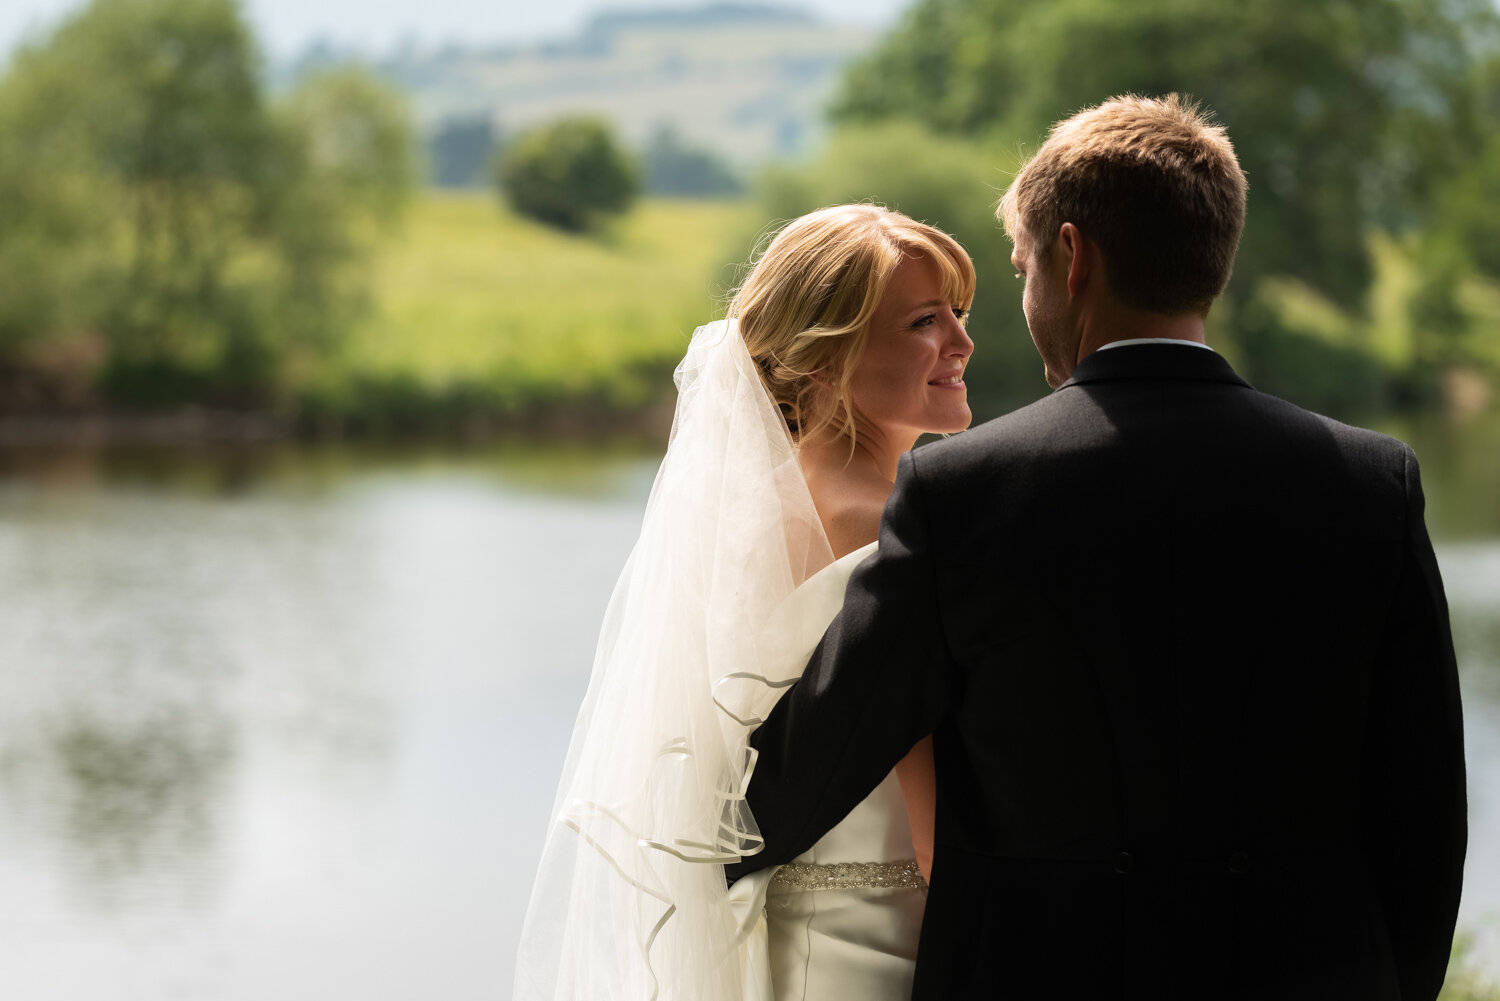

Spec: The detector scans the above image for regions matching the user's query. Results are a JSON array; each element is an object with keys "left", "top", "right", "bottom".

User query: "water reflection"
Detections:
[
  {"left": 37, "top": 710, "right": 229, "bottom": 910},
  {"left": 0, "top": 439, "right": 660, "bottom": 1000},
  {"left": 0, "top": 433, "right": 666, "bottom": 504},
  {"left": 1380, "top": 408, "right": 1500, "bottom": 540},
  {"left": 0, "top": 426, "right": 1493, "bottom": 998},
  {"left": 1447, "top": 544, "right": 1500, "bottom": 702}
]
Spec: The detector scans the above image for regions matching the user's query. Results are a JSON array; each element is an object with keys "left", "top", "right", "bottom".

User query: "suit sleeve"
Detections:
[
  {"left": 726, "top": 450, "right": 960, "bottom": 880},
  {"left": 1361, "top": 445, "right": 1467, "bottom": 1001}
]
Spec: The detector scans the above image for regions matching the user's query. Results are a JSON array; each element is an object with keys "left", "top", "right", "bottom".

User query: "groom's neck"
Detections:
[{"left": 1075, "top": 302, "right": 1208, "bottom": 365}]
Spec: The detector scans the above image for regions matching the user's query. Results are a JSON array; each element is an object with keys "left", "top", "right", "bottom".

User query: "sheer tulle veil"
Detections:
[{"left": 513, "top": 319, "right": 835, "bottom": 1001}]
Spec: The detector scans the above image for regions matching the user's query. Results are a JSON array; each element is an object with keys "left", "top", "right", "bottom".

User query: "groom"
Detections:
[{"left": 727, "top": 94, "right": 1466, "bottom": 1000}]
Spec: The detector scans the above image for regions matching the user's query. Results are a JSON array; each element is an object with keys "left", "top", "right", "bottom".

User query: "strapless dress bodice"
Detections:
[{"left": 734, "top": 541, "right": 926, "bottom": 1001}]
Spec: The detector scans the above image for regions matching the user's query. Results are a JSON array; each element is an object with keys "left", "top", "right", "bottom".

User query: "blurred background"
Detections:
[{"left": 0, "top": 0, "right": 1496, "bottom": 998}]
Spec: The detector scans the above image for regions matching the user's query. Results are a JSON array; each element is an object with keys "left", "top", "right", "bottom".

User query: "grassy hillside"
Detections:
[{"left": 309, "top": 192, "right": 760, "bottom": 431}]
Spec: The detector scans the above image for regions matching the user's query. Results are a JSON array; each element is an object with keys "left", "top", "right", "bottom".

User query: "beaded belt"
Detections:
[{"left": 768, "top": 859, "right": 926, "bottom": 892}]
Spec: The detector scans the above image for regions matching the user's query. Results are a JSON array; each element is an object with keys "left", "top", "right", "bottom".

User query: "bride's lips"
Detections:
[{"left": 928, "top": 373, "right": 966, "bottom": 389}]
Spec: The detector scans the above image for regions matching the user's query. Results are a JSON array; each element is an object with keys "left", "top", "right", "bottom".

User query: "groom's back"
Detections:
[{"left": 907, "top": 344, "right": 1463, "bottom": 1000}]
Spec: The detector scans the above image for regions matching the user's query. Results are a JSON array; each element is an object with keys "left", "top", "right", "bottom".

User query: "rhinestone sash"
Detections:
[{"left": 768, "top": 859, "right": 926, "bottom": 892}]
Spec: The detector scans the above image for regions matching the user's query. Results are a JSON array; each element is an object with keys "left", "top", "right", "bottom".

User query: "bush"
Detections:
[{"left": 496, "top": 117, "right": 638, "bottom": 232}]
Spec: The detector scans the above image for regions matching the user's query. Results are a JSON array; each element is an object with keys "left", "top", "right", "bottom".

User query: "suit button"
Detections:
[
  {"left": 1228, "top": 852, "right": 1251, "bottom": 875},
  {"left": 1113, "top": 851, "right": 1135, "bottom": 874}
]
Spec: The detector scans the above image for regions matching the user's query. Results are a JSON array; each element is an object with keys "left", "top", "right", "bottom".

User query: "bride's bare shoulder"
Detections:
[{"left": 803, "top": 466, "right": 890, "bottom": 559}]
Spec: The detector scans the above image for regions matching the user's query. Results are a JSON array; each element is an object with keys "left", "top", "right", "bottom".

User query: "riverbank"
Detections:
[
  {"left": 5, "top": 190, "right": 1497, "bottom": 436},
  {"left": 0, "top": 193, "right": 755, "bottom": 440},
  {"left": 0, "top": 402, "right": 675, "bottom": 451}
]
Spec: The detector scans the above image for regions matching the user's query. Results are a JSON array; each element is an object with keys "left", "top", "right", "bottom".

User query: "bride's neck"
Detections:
[
  {"left": 798, "top": 426, "right": 913, "bottom": 487},
  {"left": 796, "top": 429, "right": 914, "bottom": 557}
]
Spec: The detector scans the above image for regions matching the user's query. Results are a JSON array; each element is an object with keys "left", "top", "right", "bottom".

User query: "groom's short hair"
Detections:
[{"left": 998, "top": 93, "right": 1247, "bottom": 316}]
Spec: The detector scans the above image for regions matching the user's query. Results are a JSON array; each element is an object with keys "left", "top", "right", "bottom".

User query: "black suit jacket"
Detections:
[{"left": 727, "top": 344, "right": 1466, "bottom": 1000}]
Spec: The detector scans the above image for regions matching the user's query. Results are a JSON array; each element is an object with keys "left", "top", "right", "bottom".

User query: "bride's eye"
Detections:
[{"left": 952, "top": 307, "right": 969, "bottom": 323}]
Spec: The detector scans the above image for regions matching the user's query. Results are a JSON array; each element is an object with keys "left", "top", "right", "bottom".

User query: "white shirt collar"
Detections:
[{"left": 1096, "top": 337, "right": 1215, "bottom": 352}]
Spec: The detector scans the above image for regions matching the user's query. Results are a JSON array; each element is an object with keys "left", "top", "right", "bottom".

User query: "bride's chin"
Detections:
[
  {"left": 919, "top": 399, "right": 970, "bottom": 425},
  {"left": 937, "top": 407, "right": 972, "bottom": 433}
]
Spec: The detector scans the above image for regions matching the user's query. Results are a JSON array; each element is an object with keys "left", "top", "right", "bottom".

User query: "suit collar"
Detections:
[{"left": 1056, "top": 343, "right": 1252, "bottom": 391}]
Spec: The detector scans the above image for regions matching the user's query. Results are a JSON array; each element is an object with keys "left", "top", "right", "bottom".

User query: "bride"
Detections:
[{"left": 514, "top": 204, "right": 976, "bottom": 1001}]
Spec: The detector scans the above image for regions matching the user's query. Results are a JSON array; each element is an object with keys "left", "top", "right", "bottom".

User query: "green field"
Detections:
[{"left": 315, "top": 193, "right": 761, "bottom": 428}]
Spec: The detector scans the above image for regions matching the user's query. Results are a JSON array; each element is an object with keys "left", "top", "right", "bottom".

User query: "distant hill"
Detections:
[{"left": 276, "top": 4, "right": 879, "bottom": 170}]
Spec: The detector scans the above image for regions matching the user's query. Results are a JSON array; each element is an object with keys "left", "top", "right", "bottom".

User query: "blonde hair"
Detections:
[
  {"left": 998, "top": 93, "right": 1247, "bottom": 315},
  {"left": 730, "top": 204, "right": 976, "bottom": 447}
]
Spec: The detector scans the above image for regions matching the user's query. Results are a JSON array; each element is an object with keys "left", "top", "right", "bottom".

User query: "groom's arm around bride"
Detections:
[{"left": 728, "top": 94, "right": 1466, "bottom": 1001}]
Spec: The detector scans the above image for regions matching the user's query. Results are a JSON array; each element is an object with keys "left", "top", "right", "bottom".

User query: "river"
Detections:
[{"left": 0, "top": 413, "right": 1495, "bottom": 998}]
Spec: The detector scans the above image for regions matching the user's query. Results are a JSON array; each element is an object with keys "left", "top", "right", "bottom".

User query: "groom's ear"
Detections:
[{"left": 1059, "top": 222, "right": 1091, "bottom": 298}]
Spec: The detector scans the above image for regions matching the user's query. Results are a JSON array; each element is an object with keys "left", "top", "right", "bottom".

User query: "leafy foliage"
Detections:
[
  {"left": 1438, "top": 930, "right": 1500, "bottom": 1001},
  {"left": 0, "top": 0, "right": 415, "bottom": 408},
  {"left": 496, "top": 117, "right": 639, "bottom": 232},
  {"left": 826, "top": 0, "right": 1500, "bottom": 410}
]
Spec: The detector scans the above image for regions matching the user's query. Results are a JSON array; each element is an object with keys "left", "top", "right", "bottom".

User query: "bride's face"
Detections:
[{"left": 847, "top": 253, "right": 974, "bottom": 441}]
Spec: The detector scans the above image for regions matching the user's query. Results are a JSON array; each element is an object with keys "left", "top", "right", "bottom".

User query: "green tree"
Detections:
[
  {"left": 830, "top": 0, "right": 1500, "bottom": 405},
  {"left": 0, "top": 0, "right": 415, "bottom": 407},
  {"left": 259, "top": 67, "right": 418, "bottom": 393},
  {"left": 1402, "top": 52, "right": 1500, "bottom": 379},
  {"left": 280, "top": 67, "right": 417, "bottom": 227},
  {"left": 497, "top": 117, "right": 639, "bottom": 232},
  {"left": 0, "top": 0, "right": 267, "bottom": 402}
]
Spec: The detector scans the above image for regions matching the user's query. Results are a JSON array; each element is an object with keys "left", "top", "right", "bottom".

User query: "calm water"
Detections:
[{"left": 0, "top": 415, "right": 1496, "bottom": 999}]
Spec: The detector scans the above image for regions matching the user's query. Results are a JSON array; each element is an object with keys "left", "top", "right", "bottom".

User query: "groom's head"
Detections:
[{"left": 998, "top": 93, "right": 1247, "bottom": 320}]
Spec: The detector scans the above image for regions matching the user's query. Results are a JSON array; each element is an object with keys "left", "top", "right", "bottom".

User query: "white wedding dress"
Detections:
[
  {"left": 514, "top": 320, "right": 923, "bottom": 1001},
  {"left": 729, "top": 542, "right": 926, "bottom": 1001}
]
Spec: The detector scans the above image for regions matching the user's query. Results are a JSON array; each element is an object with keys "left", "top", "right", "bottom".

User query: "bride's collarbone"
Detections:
[{"left": 806, "top": 476, "right": 888, "bottom": 559}]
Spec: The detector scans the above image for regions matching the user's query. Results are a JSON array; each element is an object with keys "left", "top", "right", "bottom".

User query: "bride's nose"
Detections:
[{"left": 946, "top": 318, "right": 974, "bottom": 358}]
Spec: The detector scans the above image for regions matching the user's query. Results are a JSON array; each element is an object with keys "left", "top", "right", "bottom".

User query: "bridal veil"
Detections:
[{"left": 513, "top": 320, "right": 835, "bottom": 1001}]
